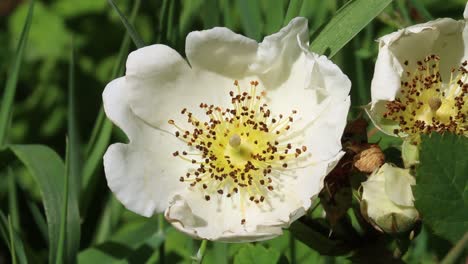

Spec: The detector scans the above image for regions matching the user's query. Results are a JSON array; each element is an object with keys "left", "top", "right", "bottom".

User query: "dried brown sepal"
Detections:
[{"left": 353, "top": 144, "right": 385, "bottom": 173}]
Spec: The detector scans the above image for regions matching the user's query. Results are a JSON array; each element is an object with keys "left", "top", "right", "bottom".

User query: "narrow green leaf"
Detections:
[
  {"left": 395, "top": 0, "right": 412, "bottom": 25},
  {"left": 441, "top": 232, "right": 468, "bottom": 264},
  {"left": 158, "top": 0, "right": 170, "bottom": 43},
  {"left": 0, "top": 0, "right": 35, "bottom": 147},
  {"left": 8, "top": 216, "right": 17, "bottom": 264},
  {"left": 81, "top": 0, "right": 140, "bottom": 212},
  {"left": 309, "top": 0, "right": 392, "bottom": 57},
  {"left": 233, "top": 244, "right": 280, "bottom": 264},
  {"left": 27, "top": 202, "right": 48, "bottom": 245},
  {"left": 78, "top": 218, "right": 164, "bottom": 263},
  {"left": 289, "top": 220, "right": 351, "bottom": 256},
  {"left": 0, "top": 212, "right": 28, "bottom": 264},
  {"left": 67, "top": 39, "right": 82, "bottom": 201},
  {"left": 92, "top": 195, "right": 123, "bottom": 244},
  {"left": 7, "top": 168, "right": 20, "bottom": 229},
  {"left": 414, "top": 133, "right": 468, "bottom": 243},
  {"left": 236, "top": 0, "right": 262, "bottom": 41},
  {"left": 166, "top": 0, "right": 177, "bottom": 44},
  {"left": 283, "top": 0, "right": 304, "bottom": 26},
  {"left": 10, "top": 145, "right": 80, "bottom": 264},
  {"left": 56, "top": 140, "right": 70, "bottom": 264},
  {"left": 409, "top": 0, "right": 433, "bottom": 20},
  {"left": 107, "top": 0, "right": 144, "bottom": 49},
  {"left": 262, "top": 0, "right": 285, "bottom": 35}
]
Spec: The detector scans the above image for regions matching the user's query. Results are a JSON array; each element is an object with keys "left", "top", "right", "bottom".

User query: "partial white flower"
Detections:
[
  {"left": 103, "top": 17, "right": 351, "bottom": 242},
  {"left": 361, "top": 163, "right": 419, "bottom": 233},
  {"left": 366, "top": 3, "right": 468, "bottom": 137}
]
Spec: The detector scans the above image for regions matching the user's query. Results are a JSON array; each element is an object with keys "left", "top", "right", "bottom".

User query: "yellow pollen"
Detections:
[
  {"left": 384, "top": 54, "right": 467, "bottom": 136},
  {"left": 168, "top": 80, "right": 309, "bottom": 211}
]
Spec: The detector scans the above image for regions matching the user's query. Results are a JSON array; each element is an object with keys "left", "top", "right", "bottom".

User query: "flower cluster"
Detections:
[{"left": 103, "top": 3, "right": 467, "bottom": 241}]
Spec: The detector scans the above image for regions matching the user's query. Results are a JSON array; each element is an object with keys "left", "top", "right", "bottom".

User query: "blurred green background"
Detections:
[{"left": 0, "top": 0, "right": 466, "bottom": 263}]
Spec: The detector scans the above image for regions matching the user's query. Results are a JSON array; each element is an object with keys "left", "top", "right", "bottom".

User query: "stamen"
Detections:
[
  {"left": 168, "top": 80, "right": 310, "bottom": 217},
  {"left": 384, "top": 54, "right": 467, "bottom": 136}
]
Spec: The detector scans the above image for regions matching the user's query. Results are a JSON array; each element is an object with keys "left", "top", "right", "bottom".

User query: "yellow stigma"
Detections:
[
  {"left": 384, "top": 54, "right": 467, "bottom": 136},
  {"left": 168, "top": 80, "right": 308, "bottom": 221},
  {"left": 229, "top": 134, "right": 241, "bottom": 148}
]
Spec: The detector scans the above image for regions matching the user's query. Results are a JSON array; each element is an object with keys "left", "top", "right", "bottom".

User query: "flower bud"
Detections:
[
  {"left": 360, "top": 163, "right": 419, "bottom": 233},
  {"left": 402, "top": 138, "right": 419, "bottom": 169}
]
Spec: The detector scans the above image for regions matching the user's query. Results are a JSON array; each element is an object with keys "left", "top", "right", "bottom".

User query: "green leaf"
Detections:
[
  {"left": 289, "top": 219, "right": 351, "bottom": 256},
  {"left": 27, "top": 202, "right": 48, "bottom": 244},
  {"left": 107, "top": 0, "right": 144, "bottom": 49},
  {"left": 81, "top": 0, "right": 139, "bottom": 213},
  {"left": 10, "top": 145, "right": 80, "bottom": 264},
  {"left": 9, "top": 1, "right": 69, "bottom": 61},
  {"left": 0, "top": 0, "right": 34, "bottom": 147},
  {"left": 233, "top": 244, "right": 280, "bottom": 264},
  {"left": 56, "top": 140, "right": 71, "bottom": 264},
  {"left": 414, "top": 133, "right": 468, "bottom": 243},
  {"left": 78, "top": 218, "right": 164, "bottom": 263},
  {"left": 309, "top": 0, "right": 392, "bottom": 57},
  {"left": 0, "top": 212, "right": 28, "bottom": 264},
  {"left": 7, "top": 168, "right": 20, "bottom": 229},
  {"left": 67, "top": 40, "right": 82, "bottom": 201},
  {"left": 283, "top": 0, "right": 304, "bottom": 26},
  {"left": 236, "top": 0, "right": 262, "bottom": 41},
  {"left": 261, "top": 0, "right": 285, "bottom": 34},
  {"left": 52, "top": 0, "right": 106, "bottom": 17}
]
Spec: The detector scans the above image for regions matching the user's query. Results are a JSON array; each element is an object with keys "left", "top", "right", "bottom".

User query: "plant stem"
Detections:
[{"left": 192, "top": 240, "right": 208, "bottom": 264}]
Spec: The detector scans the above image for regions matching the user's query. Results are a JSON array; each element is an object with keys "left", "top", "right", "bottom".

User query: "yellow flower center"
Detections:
[
  {"left": 384, "top": 55, "right": 467, "bottom": 136},
  {"left": 168, "top": 80, "right": 308, "bottom": 222}
]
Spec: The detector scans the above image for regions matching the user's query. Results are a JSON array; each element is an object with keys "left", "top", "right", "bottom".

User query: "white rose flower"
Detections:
[
  {"left": 361, "top": 163, "right": 419, "bottom": 233},
  {"left": 366, "top": 3, "right": 468, "bottom": 137},
  {"left": 102, "top": 17, "right": 351, "bottom": 242}
]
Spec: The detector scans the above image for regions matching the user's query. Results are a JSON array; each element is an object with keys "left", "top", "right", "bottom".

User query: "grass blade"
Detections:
[
  {"left": 0, "top": 212, "right": 28, "bottom": 264},
  {"left": 8, "top": 216, "right": 17, "bottom": 264},
  {"left": 283, "top": 0, "right": 304, "bottom": 26},
  {"left": 55, "top": 140, "right": 70, "bottom": 264},
  {"left": 309, "top": 0, "right": 392, "bottom": 57},
  {"left": 7, "top": 168, "right": 20, "bottom": 230},
  {"left": 409, "top": 0, "right": 433, "bottom": 21},
  {"left": 10, "top": 145, "right": 80, "bottom": 264},
  {"left": 107, "top": 0, "right": 144, "bottom": 49},
  {"left": 0, "top": 0, "right": 35, "bottom": 148},
  {"left": 67, "top": 39, "right": 82, "bottom": 204},
  {"left": 81, "top": 0, "right": 140, "bottom": 212},
  {"left": 27, "top": 202, "right": 48, "bottom": 245},
  {"left": 236, "top": 0, "right": 262, "bottom": 41}
]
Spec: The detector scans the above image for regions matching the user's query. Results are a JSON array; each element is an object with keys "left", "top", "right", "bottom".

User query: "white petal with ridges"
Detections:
[{"left": 103, "top": 77, "right": 190, "bottom": 216}]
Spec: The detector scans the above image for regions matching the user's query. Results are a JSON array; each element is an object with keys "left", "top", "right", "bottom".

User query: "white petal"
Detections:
[
  {"left": 362, "top": 180, "right": 418, "bottom": 232},
  {"left": 384, "top": 166, "right": 415, "bottom": 207},
  {"left": 165, "top": 154, "right": 341, "bottom": 241},
  {"left": 103, "top": 77, "right": 190, "bottom": 216},
  {"left": 125, "top": 44, "right": 236, "bottom": 131},
  {"left": 263, "top": 44, "right": 350, "bottom": 162},
  {"left": 371, "top": 18, "right": 466, "bottom": 107},
  {"left": 186, "top": 27, "right": 258, "bottom": 78},
  {"left": 364, "top": 102, "right": 404, "bottom": 137},
  {"left": 250, "top": 17, "right": 309, "bottom": 88}
]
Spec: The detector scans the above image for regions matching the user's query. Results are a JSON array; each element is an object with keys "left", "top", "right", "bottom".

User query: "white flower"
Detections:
[
  {"left": 102, "top": 17, "right": 350, "bottom": 242},
  {"left": 366, "top": 3, "right": 468, "bottom": 137},
  {"left": 361, "top": 163, "right": 419, "bottom": 233}
]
